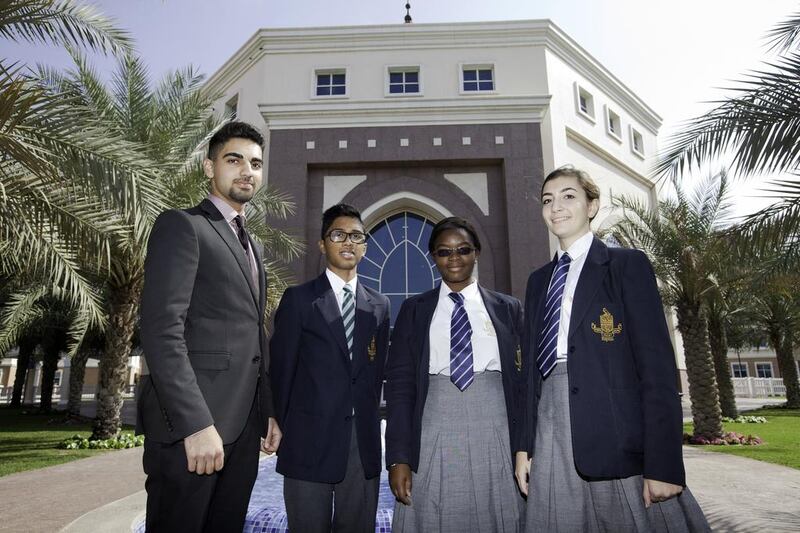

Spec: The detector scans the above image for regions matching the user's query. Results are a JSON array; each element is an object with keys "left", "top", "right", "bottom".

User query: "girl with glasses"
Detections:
[{"left": 385, "top": 216, "right": 526, "bottom": 532}]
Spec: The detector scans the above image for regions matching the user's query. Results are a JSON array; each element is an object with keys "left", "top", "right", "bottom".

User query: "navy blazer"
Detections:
[
  {"left": 269, "top": 273, "right": 390, "bottom": 483},
  {"left": 521, "top": 237, "right": 685, "bottom": 486},
  {"left": 385, "top": 285, "right": 525, "bottom": 472}
]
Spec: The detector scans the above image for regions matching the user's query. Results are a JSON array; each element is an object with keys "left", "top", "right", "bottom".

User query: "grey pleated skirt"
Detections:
[
  {"left": 525, "top": 362, "right": 710, "bottom": 533},
  {"left": 392, "top": 371, "right": 525, "bottom": 533}
]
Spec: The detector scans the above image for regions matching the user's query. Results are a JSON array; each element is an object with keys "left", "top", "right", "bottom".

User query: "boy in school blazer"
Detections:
[{"left": 270, "top": 203, "right": 390, "bottom": 533}]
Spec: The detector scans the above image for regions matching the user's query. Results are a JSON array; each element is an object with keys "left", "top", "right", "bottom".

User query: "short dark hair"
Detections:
[
  {"left": 320, "top": 204, "right": 364, "bottom": 239},
  {"left": 207, "top": 121, "right": 264, "bottom": 160},
  {"left": 428, "top": 217, "right": 481, "bottom": 253}
]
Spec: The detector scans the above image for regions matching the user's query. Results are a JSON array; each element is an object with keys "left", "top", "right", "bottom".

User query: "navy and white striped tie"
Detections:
[
  {"left": 342, "top": 285, "right": 355, "bottom": 359},
  {"left": 537, "top": 253, "right": 572, "bottom": 378},
  {"left": 449, "top": 292, "right": 474, "bottom": 391}
]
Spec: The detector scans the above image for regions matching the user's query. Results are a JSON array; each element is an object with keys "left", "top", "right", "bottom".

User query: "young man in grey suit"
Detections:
[{"left": 138, "top": 121, "right": 282, "bottom": 532}]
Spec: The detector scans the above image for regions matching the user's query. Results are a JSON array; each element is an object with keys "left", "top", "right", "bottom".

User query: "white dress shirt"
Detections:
[
  {"left": 552, "top": 230, "right": 594, "bottom": 362},
  {"left": 207, "top": 194, "right": 258, "bottom": 288},
  {"left": 325, "top": 269, "right": 358, "bottom": 313},
  {"left": 428, "top": 281, "right": 502, "bottom": 375}
]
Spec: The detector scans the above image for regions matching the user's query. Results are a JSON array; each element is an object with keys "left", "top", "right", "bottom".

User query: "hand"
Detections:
[
  {"left": 515, "top": 451, "right": 531, "bottom": 496},
  {"left": 643, "top": 478, "right": 683, "bottom": 507},
  {"left": 184, "top": 425, "right": 224, "bottom": 475},
  {"left": 261, "top": 417, "right": 282, "bottom": 454},
  {"left": 389, "top": 463, "right": 413, "bottom": 505}
]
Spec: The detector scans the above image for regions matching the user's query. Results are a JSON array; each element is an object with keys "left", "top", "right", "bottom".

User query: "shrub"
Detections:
[
  {"left": 683, "top": 431, "right": 763, "bottom": 446},
  {"left": 721, "top": 415, "right": 768, "bottom": 424},
  {"left": 58, "top": 432, "right": 144, "bottom": 450}
]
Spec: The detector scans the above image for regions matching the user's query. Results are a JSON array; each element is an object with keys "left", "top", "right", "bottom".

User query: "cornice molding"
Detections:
[
  {"left": 260, "top": 95, "right": 550, "bottom": 129},
  {"left": 565, "top": 126, "right": 655, "bottom": 188},
  {"left": 205, "top": 20, "right": 661, "bottom": 134}
]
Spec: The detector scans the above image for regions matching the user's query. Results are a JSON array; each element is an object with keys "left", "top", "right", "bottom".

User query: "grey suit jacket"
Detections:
[{"left": 137, "top": 198, "right": 274, "bottom": 444}]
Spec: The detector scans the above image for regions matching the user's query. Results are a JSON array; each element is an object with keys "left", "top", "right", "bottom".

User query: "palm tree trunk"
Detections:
[
  {"left": 67, "top": 349, "right": 91, "bottom": 418},
  {"left": 10, "top": 336, "right": 36, "bottom": 407},
  {"left": 39, "top": 333, "right": 64, "bottom": 411},
  {"left": 676, "top": 302, "right": 724, "bottom": 439},
  {"left": 771, "top": 325, "right": 800, "bottom": 408},
  {"left": 92, "top": 281, "right": 140, "bottom": 439},
  {"left": 707, "top": 314, "right": 738, "bottom": 418}
]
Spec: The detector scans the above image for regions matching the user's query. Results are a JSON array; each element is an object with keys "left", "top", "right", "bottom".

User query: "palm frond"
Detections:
[
  {"left": 655, "top": 53, "right": 800, "bottom": 180},
  {"left": 0, "top": 285, "right": 47, "bottom": 355},
  {"left": 767, "top": 10, "right": 800, "bottom": 53},
  {"left": 0, "top": 0, "right": 132, "bottom": 55}
]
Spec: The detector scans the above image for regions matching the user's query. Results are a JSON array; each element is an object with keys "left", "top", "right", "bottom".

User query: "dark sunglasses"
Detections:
[{"left": 434, "top": 246, "right": 475, "bottom": 258}]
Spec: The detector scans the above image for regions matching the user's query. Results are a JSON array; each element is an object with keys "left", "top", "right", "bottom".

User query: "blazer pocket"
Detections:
[{"left": 187, "top": 351, "right": 231, "bottom": 370}]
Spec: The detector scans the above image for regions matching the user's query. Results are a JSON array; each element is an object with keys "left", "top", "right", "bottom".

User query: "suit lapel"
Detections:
[
  {"left": 252, "top": 240, "right": 266, "bottom": 313},
  {"left": 533, "top": 255, "right": 558, "bottom": 346},
  {"left": 414, "top": 288, "right": 439, "bottom": 374},
  {"left": 351, "top": 283, "right": 375, "bottom": 375},
  {"left": 200, "top": 199, "right": 259, "bottom": 309},
  {"left": 479, "top": 287, "right": 513, "bottom": 373},
  {"left": 568, "top": 238, "right": 610, "bottom": 339},
  {"left": 314, "top": 275, "right": 350, "bottom": 362}
]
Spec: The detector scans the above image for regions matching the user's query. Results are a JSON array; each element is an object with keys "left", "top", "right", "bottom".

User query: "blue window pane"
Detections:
[
  {"left": 359, "top": 276, "right": 380, "bottom": 291},
  {"left": 463, "top": 70, "right": 477, "bottom": 81},
  {"left": 389, "top": 72, "right": 403, "bottom": 83},
  {"left": 406, "top": 83, "right": 419, "bottom": 93},
  {"left": 389, "top": 84, "right": 403, "bottom": 94},
  {"left": 405, "top": 214, "right": 425, "bottom": 246},
  {"left": 478, "top": 81, "right": 493, "bottom": 91},
  {"left": 332, "top": 73, "right": 345, "bottom": 85},
  {"left": 331, "top": 85, "right": 346, "bottom": 95},
  {"left": 316, "top": 86, "right": 330, "bottom": 96},
  {"left": 317, "top": 74, "right": 331, "bottom": 85},
  {"left": 407, "top": 246, "right": 435, "bottom": 293},
  {"left": 369, "top": 222, "right": 394, "bottom": 260},
  {"left": 464, "top": 81, "right": 478, "bottom": 91},
  {"left": 382, "top": 247, "right": 407, "bottom": 294},
  {"left": 388, "top": 295, "right": 407, "bottom": 325},
  {"left": 419, "top": 224, "right": 433, "bottom": 250},
  {"left": 406, "top": 71, "right": 419, "bottom": 83},
  {"left": 478, "top": 69, "right": 493, "bottom": 81},
  {"left": 358, "top": 256, "right": 382, "bottom": 280}
]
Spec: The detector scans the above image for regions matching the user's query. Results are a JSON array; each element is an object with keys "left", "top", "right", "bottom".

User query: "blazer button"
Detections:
[
  {"left": 252, "top": 355, "right": 261, "bottom": 363},
  {"left": 571, "top": 387, "right": 579, "bottom": 394},
  {"left": 344, "top": 415, "right": 352, "bottom": 421},
  {"left": 351, "top": 378, "right": 356, "bottom": 384},
  {"left": 569, "top": 346, "right": 576, "bottom": 353}
]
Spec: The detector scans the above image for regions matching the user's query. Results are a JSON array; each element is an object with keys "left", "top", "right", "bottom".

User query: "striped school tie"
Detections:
[
  {"left": 537, "top": 253, "right": 572, "bottom": 378},
  {"left": 449, "top": 292, "right": 474, "bottom": 391},
  {"left": 342, "top": 285, "right": 355, "bottom": 359}
]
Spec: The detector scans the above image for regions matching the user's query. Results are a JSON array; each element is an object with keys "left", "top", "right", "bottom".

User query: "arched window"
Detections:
[{"left": 358, "top": 211, "right": 441, "bottom": 325}]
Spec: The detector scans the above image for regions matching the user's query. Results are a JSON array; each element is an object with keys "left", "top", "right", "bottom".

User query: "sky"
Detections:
[{"left": 4, "top": 0, "right": 798, "bottom": 217}]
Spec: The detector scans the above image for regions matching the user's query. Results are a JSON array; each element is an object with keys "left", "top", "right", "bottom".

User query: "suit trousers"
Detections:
[
  {"left": 143, "top": 395, "right": 262, "bottom": 533},
  {"left": 283, "top": 422, "right": 379, "bottom": 533}
]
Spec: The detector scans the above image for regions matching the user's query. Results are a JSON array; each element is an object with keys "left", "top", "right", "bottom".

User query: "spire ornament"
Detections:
[{"left": 404, "top": 2, "right": 412, "bottom": 23}]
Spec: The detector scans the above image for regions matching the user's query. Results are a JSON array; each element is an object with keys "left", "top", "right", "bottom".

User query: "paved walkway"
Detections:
[{"left": 0, "top": 398, "right": 797, "bottom": 532}]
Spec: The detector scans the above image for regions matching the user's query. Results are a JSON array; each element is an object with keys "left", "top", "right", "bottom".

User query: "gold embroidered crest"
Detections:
[
  {"left": 591, "top": 308, "right": 622, "bottom": 342},
  {"left": 515, "top": 347, "right": 522, "bottom": 372},
  {"left": 368, "top": 335, "right": 377, "bottom": 362}
]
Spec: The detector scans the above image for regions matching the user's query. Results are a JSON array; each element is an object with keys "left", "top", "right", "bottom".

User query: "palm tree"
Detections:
[
  {"left": 612, "top": 171, "right": 734, "bottom": 439},
  {"left": 705, "top": 285, "right": 740, "bottom": 418},
  {"left": 655, "top": 9, "right": 800, "bottom": 262}
]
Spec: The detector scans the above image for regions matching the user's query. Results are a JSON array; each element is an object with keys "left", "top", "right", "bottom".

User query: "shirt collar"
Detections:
[
  {"left": 558, "top": 231, "right": 593, "bottom": 262},
  {"left": 207, "top": 193, "right": 245, "bottom": 224},
  {"left": 438, "top": 279, "right": 479, "bottom": 303},
  {"left": 326, "top": 269, "right": 358, "bottom": 294}
]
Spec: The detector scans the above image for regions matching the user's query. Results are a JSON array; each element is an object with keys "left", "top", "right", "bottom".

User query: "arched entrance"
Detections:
[{"left": 358, "top": 211, "right": 441, "bottom": 325}]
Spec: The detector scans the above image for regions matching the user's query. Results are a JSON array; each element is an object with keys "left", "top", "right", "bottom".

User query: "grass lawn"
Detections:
[
  {"left": 0, "top": 406, "right": 134, "bottom": 477},
  {"left": 683, "top": 407, "right": 800, "bottom": 470}
]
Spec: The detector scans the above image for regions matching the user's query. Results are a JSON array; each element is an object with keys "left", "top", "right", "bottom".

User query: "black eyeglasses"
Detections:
[
  {"left": 433, "top": 246, "right": 475, "bottom": 258},
  {"left": 327, "top": 230, "right": 367, "bottom": 244}
]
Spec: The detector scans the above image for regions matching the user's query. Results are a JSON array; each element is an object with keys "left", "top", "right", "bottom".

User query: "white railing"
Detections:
[
  {"left": 733, "top": 377, "right": 786, "bottom": 398},
  {"left": 0, "top": 384, "right": 137, "bottom": 404}
]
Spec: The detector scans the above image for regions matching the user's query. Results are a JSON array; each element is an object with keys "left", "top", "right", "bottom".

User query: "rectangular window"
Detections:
[
  {"left": 574, "top": 82, "right": 595, "bottom": 122},
  {"left": 756, "top": 362, "right": 773, "bottom": 378},
  {"left": 462, "top": 66, "right": 494, "bottom": 92},
  {"left": 731, "top": 363, "right": 748, "bottom": 378},
  {"left": 630, "top": 126, "right": 645, "bottom": 157},
  {"left": 224, "top": 95, "right": 238, "bottom": 120},
  {"left": 315, "top": 71, "right": 347, "bottom": 97},
  {"left": 388, "top": 69, "right": 420, "bottom": 94},
  {"left": 606, "top": 106, "right": 621, "bottom": 141},
  {"left": 53, "top": 369, "right": 63, "bottom": 387}
]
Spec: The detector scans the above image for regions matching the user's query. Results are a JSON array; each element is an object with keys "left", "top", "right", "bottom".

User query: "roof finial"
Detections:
[{"left": 404, "top": 2, "right": 412, "bottom": 23}]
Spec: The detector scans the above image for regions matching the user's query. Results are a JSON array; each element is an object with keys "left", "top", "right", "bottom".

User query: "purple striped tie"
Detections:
[
  {"left": 449, "top": 292, "right": 474, "bottom": 391},
  {"left": 537, "top": 253, "right": 572, "bottom": 378}
]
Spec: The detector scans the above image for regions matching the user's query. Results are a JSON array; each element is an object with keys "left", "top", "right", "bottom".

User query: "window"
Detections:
[
  {"left": 731, "top": 363, "right": 748, "bottom": 378},
  {"left": 53, "top": 369, "right": 63, "bottom": 387},
  {"left": 315, "top": 70, "right": 347, "bottom": 97},
  {"left": 388, "top": 68, "right": 420, "bottom": 95},
  {"left": 223, "top": 94, "right": 238, "bottom": 120},
  {"left": 574, "top": 83, "right": 595, "bottom": 122},
  {"left": 756, "top": 362, "right": 773, "bottom": 378},
  {"left": 605, "top": 106, "right": 621, "bottom": 141},
  {"left": 461, "top": 65, "right": 494, "bottom": 92},
  {"left": 630, "top": 126, "right": 645, "bottom": 157}
]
